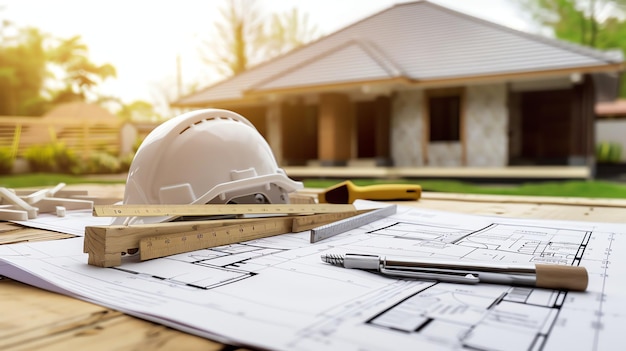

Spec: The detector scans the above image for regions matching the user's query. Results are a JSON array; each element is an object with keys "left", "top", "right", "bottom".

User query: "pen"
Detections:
[{"left": 321, "top": 253, "right": 588, "bottom": 291}]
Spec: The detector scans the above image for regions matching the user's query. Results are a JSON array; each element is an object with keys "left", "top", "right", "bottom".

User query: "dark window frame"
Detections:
[{"left": 428, "top": 94, "right": 461, "bottom": 142}]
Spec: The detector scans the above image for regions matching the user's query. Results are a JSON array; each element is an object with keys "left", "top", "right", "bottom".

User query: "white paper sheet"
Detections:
[
  {"left": 1, "top": 201, "right": 624, "bottom": 351},
  {"left": 13, "top": 209, "right": 112, "bottom": 236}
]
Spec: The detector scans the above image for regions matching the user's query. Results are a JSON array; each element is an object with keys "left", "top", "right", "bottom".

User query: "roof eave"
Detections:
[
  {"left": 172, "top": 63, "right": 623, "bottom": 107},
  {"left": 405, "top": 63, "right": 624, "bottom": 88},
  {"left": 243, "top": 76, "right": 412, "bottom": 98}
]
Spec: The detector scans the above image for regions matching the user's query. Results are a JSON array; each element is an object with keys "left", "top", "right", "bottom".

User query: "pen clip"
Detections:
[{"left": 380, "top": 266, "right": 480, "bottom": 284}]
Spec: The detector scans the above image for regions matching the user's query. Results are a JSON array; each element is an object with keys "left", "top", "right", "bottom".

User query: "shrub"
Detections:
[
  {"left": 24, "top": 144, "right": 57, "bottom": 172},
  {"left": 119, "top": 152, "right": 135, "bottom": 172},
  {"left": 596, "top": 142, "right": 622, "bottom": 163},
  {"left": 0, "top": 147, "right": 15, "bottom": 174},
  {"left": 78, "top": 151, "right": 121, "bottom": 174},
  {"left": 23, "top": 142, "right": 79, "bottom": 173},
  {"left": 133, "top": 137, "right": 144, "bottom": 153}
]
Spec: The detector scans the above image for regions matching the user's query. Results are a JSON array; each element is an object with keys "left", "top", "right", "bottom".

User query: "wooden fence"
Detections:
[{"left": 0, "top": 116, "right": 124, "bottom": 158}]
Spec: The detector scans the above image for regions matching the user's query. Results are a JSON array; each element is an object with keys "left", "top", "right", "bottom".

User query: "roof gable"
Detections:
[
  {"left": 174, "top": 0, "right": 622, "bottom": 107},
  {"left": 249, "top": 39, "right": 403, "bottom": 93}
]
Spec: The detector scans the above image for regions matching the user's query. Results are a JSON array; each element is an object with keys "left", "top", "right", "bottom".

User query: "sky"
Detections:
[{"left": 0, "top": 0, "right": 533, "bottom": 116}]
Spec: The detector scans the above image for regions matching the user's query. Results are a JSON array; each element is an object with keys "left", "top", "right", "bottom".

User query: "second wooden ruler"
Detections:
[
  {"left": 85, "top": 210, "right": 366, "bottom": 266},
  {"left": 94, "top": 203, "right": 356, "bottom": 217},
  {"left": 139, "top": 217, "right": 293, "bottom": 260},
  {"left": 138, "top": 211, "right": 371, "bottom": 260}
]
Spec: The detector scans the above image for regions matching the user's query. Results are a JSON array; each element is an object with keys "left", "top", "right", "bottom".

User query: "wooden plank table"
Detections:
[{"left": 2, "top": 186, "right": 626, "bottom": 350}]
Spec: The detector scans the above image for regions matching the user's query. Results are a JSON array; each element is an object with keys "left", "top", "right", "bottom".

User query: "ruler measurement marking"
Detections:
[
  {"left": 85, "top": 206, "right": 395, "bottom": 267},
  {"left": 139, "top": 218, "right": 294, "bottom": 260},
  {"left": 94, "top": 203, "right": 356, "bottom": 217}
]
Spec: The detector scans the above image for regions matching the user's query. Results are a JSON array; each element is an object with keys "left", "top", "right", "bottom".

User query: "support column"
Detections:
[
  {"left": 266, "top": 102, "right": 283, "bottom": 165},
  {"left": 374, "top": 96, "right": 391, "bottom": 162},
  {"left": 318, "top": 93, "right": 353, "bottom": 166}
]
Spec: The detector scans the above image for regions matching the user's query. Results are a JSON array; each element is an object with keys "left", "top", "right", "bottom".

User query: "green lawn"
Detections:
[
  {"left": 0, "top": 173, "right": 124, "bottom": 188},
  {"left": 2, "top": 173, "right": 626, "bottom": 199},
  {"left": 302, "top": 178, "right": 626, "bottom": 199}
]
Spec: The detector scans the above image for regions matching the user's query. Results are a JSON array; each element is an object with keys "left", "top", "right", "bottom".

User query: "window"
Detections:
[{"left": 429, "top": 95, "right": 460, "bottom": 142}]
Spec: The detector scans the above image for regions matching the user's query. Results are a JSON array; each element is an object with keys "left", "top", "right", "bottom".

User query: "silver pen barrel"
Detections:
[
  {"left": 382, "top": 256, "right": 537, "bottom": 285},
  {"left": 321, "top": 253, "right": 588, "bottom": 291}
]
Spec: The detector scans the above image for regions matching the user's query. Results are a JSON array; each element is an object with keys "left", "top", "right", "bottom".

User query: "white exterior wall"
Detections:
[
  {"left": 465, "top": 84, "right": 508, "bottom": 167},
  {"left": 390, "top": 84, "right": 508, "bottom": 167},
  {"left": 391, "top": 90, "right": 424, "bottom": 166},
  {"left": 428, "top": 142, "right": 463, "bottom": 166},
  {"left": 596, "top": 119, "right": 626, "bottom": 162}
]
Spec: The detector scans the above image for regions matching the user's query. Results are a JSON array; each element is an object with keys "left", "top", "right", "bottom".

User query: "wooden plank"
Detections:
[
  {"left": 84, "top": 217, "right": 295, "bottom": 267},
  {"left": 0, "top": 187, "right": 38, "bottom": 218},
  {"left": 0, "top": 279, "right": 223, "bottom": 351},
  {"left": 0, "top": 279, "right": 113, "bottom": 349},
  {"left": 0, "top": 228, "right": 74, "bottom": 244},
  {"left": 421, "top": 191, "right": 626, "bottom": 208},
  {"left": 13, "top": 316, "right": 225, "bottom": 351},
  {"left": 35, "top": 197, "right": 93, "bottom": 213},
  {"left": 395, "top": 198, "right": 626, "bottom": 223},
  {"left": 14, "top": 189, "right": 89, "bottom": 197},
  {"left": 0, "top": 221, "right": 32, "bottom": 233},
  {"left": 0, "top": 208, "right": 28, "bottom": 221},
  {"left": 0, "top": 185, "right": 96, "bottom": 219},
  {"left": 21, "top": 183, "right": 67, "bottom": 204},
  {"left": 21, "top": 188, "right": 50, "bottom": 204},
  {"left": 69, "top": 195, "right": 123, "bottom": 205}
]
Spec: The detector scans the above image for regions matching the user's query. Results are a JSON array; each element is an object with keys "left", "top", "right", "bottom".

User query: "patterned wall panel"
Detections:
[
  {"left": 428, "top": 142, "right": 462, "bottom": 166},
  {"left": 391, "top": 90, "right": 424, "bottom": 166},
  {"left": 391, "top": 85, "right": 508, "bottom": 167},
  {"left": 465, "top": 84, "right": 508, "bottom": 167}
]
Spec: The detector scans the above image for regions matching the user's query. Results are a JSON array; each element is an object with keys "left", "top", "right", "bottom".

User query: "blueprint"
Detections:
[{"left": 0, "top": 201, "right": 624, "bottom": 351}]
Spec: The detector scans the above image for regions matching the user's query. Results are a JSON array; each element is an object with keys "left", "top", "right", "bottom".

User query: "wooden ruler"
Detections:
[
  {"left": 84, "top": 209, "right": 364, "bottom": 267},
  {"left": 93, "top": 203, "right": 356, "bottom": 217},
  {"left": 139, "top": 217, "right": 294, "bottom": 261},
  {"left": 142, "top": 211, "right": 372, "bottom": 261}
]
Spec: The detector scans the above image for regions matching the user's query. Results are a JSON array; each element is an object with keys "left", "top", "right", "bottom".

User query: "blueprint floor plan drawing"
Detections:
[{"left": 0, "top": 201, "right": 623, "bottom": 351}]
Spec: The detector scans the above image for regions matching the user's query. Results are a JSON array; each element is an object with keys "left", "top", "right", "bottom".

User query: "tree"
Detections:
[
  {"left": 117, "top": 100, "right": 162, "bottom": 122},
  {"left": 519, "top": 0, "right": 626, "bottom": 95},
  {"left": 201, "top": 0, "right": 265, "bottom": 77},
  {"left": 47, "top": 35, "right": 117, "bottom": 104},
  {"left": 201, "top": 0, "right": 319, "bottom": 78},
  {"left": 0, "top": 21, "right": 117, "bottom": 116},
  {"left": 0, "top": 26, "right": 49, "bottom": 115},
  {"left": 262, "top": 8, "right": 320, "bottom": 59},
  {"left": 519, "top": 0, "right": 626, "bottom": 47}
]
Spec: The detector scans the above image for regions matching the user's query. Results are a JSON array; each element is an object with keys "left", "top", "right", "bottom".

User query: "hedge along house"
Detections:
[{"left": 172, "top": 1, "right": 623, "bottom": 173}]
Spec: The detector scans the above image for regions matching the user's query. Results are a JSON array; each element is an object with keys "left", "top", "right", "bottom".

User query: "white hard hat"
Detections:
[{"left": 115, "top": 108, "right": 302, "bottom": 224}]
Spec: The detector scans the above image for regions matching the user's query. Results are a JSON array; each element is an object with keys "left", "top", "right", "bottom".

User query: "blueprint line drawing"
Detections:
[{"left": 0, "top": 203, "right": 623, "bottom": 351}]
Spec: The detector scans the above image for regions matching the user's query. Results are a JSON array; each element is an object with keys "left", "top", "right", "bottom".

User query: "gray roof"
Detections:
[{"left": 174, "top": 0, "right": 623, "bottom": 107}]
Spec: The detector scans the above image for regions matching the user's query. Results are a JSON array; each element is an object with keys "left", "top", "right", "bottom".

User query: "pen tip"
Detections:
[{"left": 321, "top": 253, "right": 345, "bottom": 266}]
